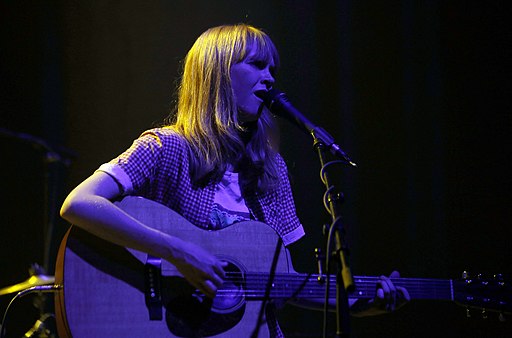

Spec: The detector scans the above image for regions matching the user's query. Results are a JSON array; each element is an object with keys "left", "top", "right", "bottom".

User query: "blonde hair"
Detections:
[{"left": 168, "top": 24, "right": 281, "bottom": 191}]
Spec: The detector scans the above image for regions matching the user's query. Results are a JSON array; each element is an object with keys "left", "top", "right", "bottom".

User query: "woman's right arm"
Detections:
[{"left": 60, "top": 171, "right": 226, "bottom": 298}]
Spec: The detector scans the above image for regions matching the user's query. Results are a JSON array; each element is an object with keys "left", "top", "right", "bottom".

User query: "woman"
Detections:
[{"left": 60, "top": 24, "right": 408, "bottom": 337}]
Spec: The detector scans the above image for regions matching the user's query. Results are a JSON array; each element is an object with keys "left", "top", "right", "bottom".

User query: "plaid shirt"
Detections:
[
  {"left": 98, "top": 128, "right": 304, "bottom": 337},
  {"left": 98, "top": 127, "right": 305, "bottom": 246}
]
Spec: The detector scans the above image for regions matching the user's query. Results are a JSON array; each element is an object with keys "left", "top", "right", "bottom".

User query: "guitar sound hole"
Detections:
[
  {"left": 163, "top": 260, "right": 246, "bottom": 337},
  {"left": 212, "top": 261, "right": 245, "bottom": 314}
]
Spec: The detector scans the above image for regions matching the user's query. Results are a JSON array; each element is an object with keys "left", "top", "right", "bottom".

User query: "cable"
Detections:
[
  {"left": 319, "top": 160, "right": 346, "bottom": 186},
  {"left": 0, "top": 285, "right": 62, "bottom": 338},
  {"left": 319, "top": 160, "right": 346, "bottom": 216},
  {"left": 322, "top": 220, "right": 337, "bottom": 338},
  {"left": 319, "top": 160, "right": 346, "bottom": 337}
]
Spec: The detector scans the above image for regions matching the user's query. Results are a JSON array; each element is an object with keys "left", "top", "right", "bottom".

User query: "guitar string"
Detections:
[
  {"left": 222, "top": 272, "right": 454, "bottom": 287},
  {"left": 214, "top": 272, "right": 453, "bottom": 299},
  {"left": 216, "top": 286, "right": 451, "bottom": 299},
  {"left": 222, "top": 273, "right": 453, "bottom": 287},
  {"left": 223, "top": 271, "right": 453, "bottom": 284}
]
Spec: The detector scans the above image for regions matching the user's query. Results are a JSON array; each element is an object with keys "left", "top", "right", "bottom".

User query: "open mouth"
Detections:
[{"left": 254, "top": 90, "right": 267, "bottom": 101}]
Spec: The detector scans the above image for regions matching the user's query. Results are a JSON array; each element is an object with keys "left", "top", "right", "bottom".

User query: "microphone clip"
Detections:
[{"left": 311, "top": 127, "right": 357, "bottom": 167}]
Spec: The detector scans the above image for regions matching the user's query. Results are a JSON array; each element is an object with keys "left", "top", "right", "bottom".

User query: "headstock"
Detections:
[{"left": 453, "top": 271, "right": 511, "bottom": 320}]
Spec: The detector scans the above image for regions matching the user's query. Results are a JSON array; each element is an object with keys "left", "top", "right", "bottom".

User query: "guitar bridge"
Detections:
[{"left": 145, "top": 255, "right": 163, "bottom": 320}]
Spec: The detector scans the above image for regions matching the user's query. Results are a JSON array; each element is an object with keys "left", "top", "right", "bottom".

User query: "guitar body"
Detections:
[{"left": 55, "top": 196, "right": 293, "bottom": 337}]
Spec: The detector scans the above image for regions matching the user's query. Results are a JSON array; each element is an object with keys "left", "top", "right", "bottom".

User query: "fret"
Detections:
[{"left": 221, "top": 272, "right": 454, "bottom": 301}]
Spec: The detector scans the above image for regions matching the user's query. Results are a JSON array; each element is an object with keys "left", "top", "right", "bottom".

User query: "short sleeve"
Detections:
[
  {"left": 96, "top": 162, "right": 133, "bottom": 195},
  {"left": 95, "top": 129, "right": 175, "bottom": 196}
]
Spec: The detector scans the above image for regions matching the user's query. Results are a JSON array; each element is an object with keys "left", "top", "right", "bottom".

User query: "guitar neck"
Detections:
[
  {"left": 354, "top": 275, "right": 453, "bottom": 300},
  {"left": 232, "top": 272, "right": 453, "bottom": 301}
]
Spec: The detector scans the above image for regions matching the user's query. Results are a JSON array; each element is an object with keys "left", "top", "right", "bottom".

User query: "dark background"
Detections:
[{"left": 1, "top": 1, "right": 510, "bottom": 337}]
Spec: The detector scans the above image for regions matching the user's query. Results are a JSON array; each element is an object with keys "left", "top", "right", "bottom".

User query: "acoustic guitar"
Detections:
[{"left": 54, "top": 196, "right": 510, "bottom": 337}]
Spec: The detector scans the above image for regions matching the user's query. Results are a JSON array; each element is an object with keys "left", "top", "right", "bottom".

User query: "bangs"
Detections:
[
  {"left": 236, "top": 27, "right": 280, "bottom": 71},
  {"left": 249, "top": 33, "right": 280, "bottom": 69}
]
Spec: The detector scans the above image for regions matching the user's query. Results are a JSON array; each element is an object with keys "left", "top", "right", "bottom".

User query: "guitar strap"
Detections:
[{"left": 144, "top": 255, "right": 163, "bottom": 320}]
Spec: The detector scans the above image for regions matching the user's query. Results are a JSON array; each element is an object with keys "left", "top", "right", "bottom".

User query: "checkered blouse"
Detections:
[{"left": 98, "top": 127, "right": 305, "bottom": 247}]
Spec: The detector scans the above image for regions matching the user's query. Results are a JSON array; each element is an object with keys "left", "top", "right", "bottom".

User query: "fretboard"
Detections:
[{"left": 217, "top": 272, "right": 453, "bottom": 301}]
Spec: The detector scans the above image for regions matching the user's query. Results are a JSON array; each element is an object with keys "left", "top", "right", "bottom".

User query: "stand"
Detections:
[
  {"left": 257, "top": 88, "right": 357, "bottom": 336},
  {"left": 24, "top": 265, "right": 57, "bottom": 338},
  {"left": 312, "top": 132, "right": 355, "bottom": 338},
  {"left": 0, "top": 128, "right": 75, "bottom": 337}
]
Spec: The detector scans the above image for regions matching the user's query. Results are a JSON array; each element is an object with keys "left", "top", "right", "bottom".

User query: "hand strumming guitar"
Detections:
[{"left": 165, "top": 236, "right": 228, "bottom": 298}]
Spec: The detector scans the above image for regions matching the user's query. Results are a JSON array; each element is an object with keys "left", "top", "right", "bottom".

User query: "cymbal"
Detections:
[{"left": 0, "top": 274, "right": 55, "bottom": 296}]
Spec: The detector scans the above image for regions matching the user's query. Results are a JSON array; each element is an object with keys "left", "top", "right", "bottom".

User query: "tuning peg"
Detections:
[
  {"left": 494, "top": 273, "right": 505, "bottom": 285},
  {"left": 494, "top": 273, "right": 503, "bottom": 280},
  {"left": 493, "top": 274, "right": 507, "bottom": 290},
  {"left": 498, "top": 312, "right": 506, "bottom": 322},
  {"left": 466, "top": 307, "right": 471, "bottom": 318},
  {"left": 462, "top": 271, "right": 473, "bottom": 285}
]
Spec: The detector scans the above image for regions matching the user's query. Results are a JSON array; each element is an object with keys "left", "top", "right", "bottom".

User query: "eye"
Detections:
[{"left": 249, "top": 60, "right": 267, "bottom": 70}]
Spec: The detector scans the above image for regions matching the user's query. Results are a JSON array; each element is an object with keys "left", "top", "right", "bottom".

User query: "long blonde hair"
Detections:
[{"left": 168, "top": 24, "right": 281, "bottom": 192}]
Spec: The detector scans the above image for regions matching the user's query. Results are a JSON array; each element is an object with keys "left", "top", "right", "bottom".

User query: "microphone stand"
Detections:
[
  {"left": 258, "top": 88, "right": 356, "bottom": 336},
  {"left": 312, "top": 131, "right": 354, "bottom": 338}
]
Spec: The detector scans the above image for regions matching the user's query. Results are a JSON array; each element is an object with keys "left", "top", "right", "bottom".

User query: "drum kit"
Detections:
[
  {"left": 1, "top": 128, "right": 75, "bottom": 338},
  {"left": 0, "top": 264, "right": 58, "bottom": 338}
]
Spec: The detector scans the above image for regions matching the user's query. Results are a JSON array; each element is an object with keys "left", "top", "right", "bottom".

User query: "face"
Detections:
[{"left": 230, "top": 44, "right": 276, "bottom": 122}]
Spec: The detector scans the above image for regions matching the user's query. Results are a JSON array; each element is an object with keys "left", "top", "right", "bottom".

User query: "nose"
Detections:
[{"left": 261, "top": 67, "right": 275, "bottom": 89}]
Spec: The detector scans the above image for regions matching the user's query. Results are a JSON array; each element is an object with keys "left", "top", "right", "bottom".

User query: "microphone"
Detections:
[
  {"left": 257, "top": 89, "right": 356, "bottom": 167},
  {"left": 17, "top": 284, "right": 63, "bottom": 297}
]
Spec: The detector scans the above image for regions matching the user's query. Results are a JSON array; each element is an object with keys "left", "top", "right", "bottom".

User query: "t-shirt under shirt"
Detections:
[{"left": 210, "top": 170, "right": 251, "bottom": 230}]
